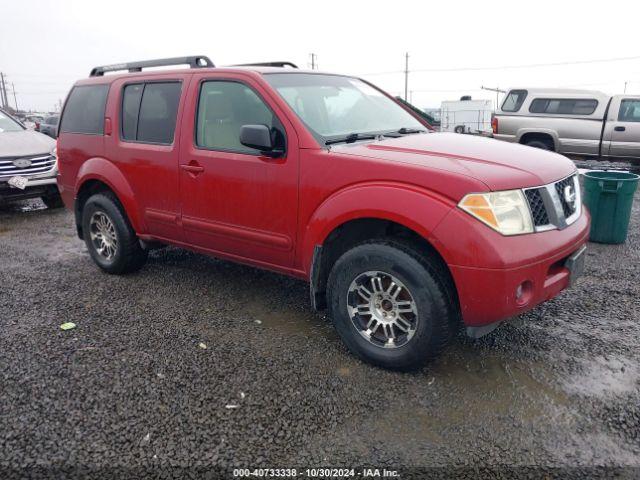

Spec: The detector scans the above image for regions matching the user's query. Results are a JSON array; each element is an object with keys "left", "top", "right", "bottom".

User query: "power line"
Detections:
[{"left": 358, "top": 54, "right": 640, "bottom": 76}]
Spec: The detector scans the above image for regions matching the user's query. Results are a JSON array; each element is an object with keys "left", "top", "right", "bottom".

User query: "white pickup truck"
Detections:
[{"left": 492, "top": 88, "right": 640, "bottom": 159}]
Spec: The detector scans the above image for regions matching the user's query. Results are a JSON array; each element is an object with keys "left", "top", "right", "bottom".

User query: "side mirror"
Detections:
[{"left": 240, "top": 124, "right": 274, "bottom": 152}]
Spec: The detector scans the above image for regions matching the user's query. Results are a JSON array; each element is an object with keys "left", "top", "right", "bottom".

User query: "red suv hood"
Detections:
[{"left": 332, "top": 132, "right": 576, "bottom": 191}]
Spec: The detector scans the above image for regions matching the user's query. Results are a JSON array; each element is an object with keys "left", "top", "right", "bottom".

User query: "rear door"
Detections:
[
  {"left": 105, "top": 73, "right": 190, "bottom": 241},
  {"left": 602, "top": 96, "right": 640, "bottom": 158},
  {"left": 178, "top": 72, "right": 299, "bottom": 269}
]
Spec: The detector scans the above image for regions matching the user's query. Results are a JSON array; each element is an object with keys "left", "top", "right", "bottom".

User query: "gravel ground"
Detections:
[{"left": 0, "top": 185, "right": 639, "bottom": 479}]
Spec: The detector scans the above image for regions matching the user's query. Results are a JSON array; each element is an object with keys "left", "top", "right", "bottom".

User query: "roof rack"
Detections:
[
  {"left": 89, "top": 55, "right": 214, "bottom": 77},
  {"left": 231, "top": 61, "right": 298, "bottom": 69}
]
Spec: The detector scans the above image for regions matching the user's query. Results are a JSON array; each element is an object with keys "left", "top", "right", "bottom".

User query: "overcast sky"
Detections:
[{"left": 2, "top": 0, "right": 640, "bottom": 112}]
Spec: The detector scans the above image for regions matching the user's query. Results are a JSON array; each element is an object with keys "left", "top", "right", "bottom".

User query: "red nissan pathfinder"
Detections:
[{"left": 56, "top": 56, "right": 589, "bottom": 369}]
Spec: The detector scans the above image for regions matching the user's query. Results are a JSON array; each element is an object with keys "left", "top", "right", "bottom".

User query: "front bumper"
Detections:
[
  {"left": 0, "top": 176, "right": 58, "bottom": 202},
  {"left": 432, "top": 206, "right": 590, "bottom": 328}
]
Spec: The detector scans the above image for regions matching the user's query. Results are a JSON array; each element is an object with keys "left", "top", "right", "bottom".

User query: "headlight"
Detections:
[{"left": 458, "top": 189, "right": 533, "bottom": 235}]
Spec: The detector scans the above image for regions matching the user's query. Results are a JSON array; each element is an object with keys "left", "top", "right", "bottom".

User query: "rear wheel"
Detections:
[
  {"left": 327, "top": 240, "right": 454, "bottom": 370},
  {"left": 81, "top": 192, "right": 147, "bottom": 274},
  {"left": 524, "top": 139, "right": 553, "bottom": 151}
]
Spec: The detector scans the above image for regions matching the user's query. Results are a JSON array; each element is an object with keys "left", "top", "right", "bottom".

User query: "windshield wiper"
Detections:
[
  {"left": 325, "top": 133, "right": 379, "bottom": 145},
  {"left": 378, "top": 127, "right": 427, "bottom": 138},
  {"left": 397, "top": 127, "right": 426, "bottom": 134}
]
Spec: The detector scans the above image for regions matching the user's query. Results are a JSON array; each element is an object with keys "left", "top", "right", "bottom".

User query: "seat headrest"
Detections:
[{"left": 204, "top": 93, "right": 234, "bottom": 122}]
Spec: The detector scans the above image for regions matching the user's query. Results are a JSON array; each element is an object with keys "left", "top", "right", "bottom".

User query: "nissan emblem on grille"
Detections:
[
  {"left": 13, "top": 159, "right": 32, "bottom": 169},
  {"left": 525, "top": 175, "right": 580, "bottom": 232},
  {"left": 563, "top": 184, "right": 576, "bottom": 209}
]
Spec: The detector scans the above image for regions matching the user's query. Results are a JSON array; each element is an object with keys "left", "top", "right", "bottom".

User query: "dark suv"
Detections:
[{"left": 56, "top": 56, "right": 589, "bottom": 369}]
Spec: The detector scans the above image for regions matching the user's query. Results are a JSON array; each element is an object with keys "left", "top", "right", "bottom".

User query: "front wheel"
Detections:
[
  {"left": 41, "top": 191, "right": 64, "bottom": 209},
  {"left": 81, "top": 192, "right": 147, "bottom": 274},
  {"left": 327, "top": 240, "right": 455, "bottom": 370}
]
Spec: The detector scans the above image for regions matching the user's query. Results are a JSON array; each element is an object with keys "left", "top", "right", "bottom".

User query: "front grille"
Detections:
[
  {"left": 524, "top": 174, "right": 580, "bottom": 232},
  {"left": 554, "top": 176, "right": 577, "bottom": 218},
  {"left": 524, "top": 188, "right": 549, "bottom": 226},
  {"left": 0, "top": 154, "right": 56, "bottom": 178}
]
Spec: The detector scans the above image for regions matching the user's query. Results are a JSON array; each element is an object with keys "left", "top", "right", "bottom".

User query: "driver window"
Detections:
[
  {"left": 196, "top": 81, "right": 285, "bottom": 154},
  {"left": 619, "top": 99, "right": 640, "bottom": 123}
]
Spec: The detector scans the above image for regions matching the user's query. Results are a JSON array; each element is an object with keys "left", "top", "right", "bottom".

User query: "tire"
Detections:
[
  {"left": 326, "top": 240, "right": 455, "bottom": 370},
  {"left": 454, "top": 125, "right": 465, "bottom": 134},
  {"left": 524, "top": 139, "right": 553, "bottom": 151},
  {"left": 81, "top": 192, "right": 147, "bottom": 274},
  {"left": 41, "top": 192, "right": 64, "bottom": 209}
]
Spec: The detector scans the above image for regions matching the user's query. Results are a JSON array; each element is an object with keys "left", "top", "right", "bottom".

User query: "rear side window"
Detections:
[
  {"left": 60, "top": 85, "right": 109, "bottom": 134},
  {"left": 121, "top": 82, "right": 181, "bottom": 144},
  {"left": 529, "top": 98, "right": 598, "bottom": 115},
  {"left": 501, "top": 90, "right": 527, "bottom": 112}
]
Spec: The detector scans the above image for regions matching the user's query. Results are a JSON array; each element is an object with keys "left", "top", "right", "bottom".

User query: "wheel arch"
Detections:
[
  {"left": 303, "top": 183, "right": 456, "bottom": 310},
  {"left": 517, "top": 129, "right": 558, "bottom": 151},
  {"left": 74, "top": 158, "right": 144, "bottom": 239}
]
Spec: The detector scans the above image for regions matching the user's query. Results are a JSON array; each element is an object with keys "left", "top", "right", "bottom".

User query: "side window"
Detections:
[
  {"left": 196, "top": 81, "right": 284, "bottom": 154},
  {"left": 618, "top": 99, "right": 640, "bottom": 122},
  {"left": 529, "top": 99, "right": 548, "bottom": 113},
  {"left": 121, "top": 84, "right": 143, "bottom": 141},
  {"left": 529, "top": 98, "right": 598, "bottom": 115},
  {"left": 501, "top": 90, "right": 527, "bottom": 112},
  {"left": 60, "top": 85, "right": 109, "bottom": 134},
  {"left": 120, "top": 82, "right": 181, "bottom": 144}
]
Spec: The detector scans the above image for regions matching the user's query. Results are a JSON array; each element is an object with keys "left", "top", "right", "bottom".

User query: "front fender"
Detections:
[
  {"left": 301, "top": 182, "right": 455, "bottom": 274},
  {"left": 75, "top": 157, "right": 146, "bottom": 234}
]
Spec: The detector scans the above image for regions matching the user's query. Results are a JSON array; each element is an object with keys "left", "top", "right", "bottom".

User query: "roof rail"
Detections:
[
  {"left": 89, "top": 55, "right": 214, "bottom": 77},
  {"left": 231, "top": 61, "right": 298, "bottom": 69}
]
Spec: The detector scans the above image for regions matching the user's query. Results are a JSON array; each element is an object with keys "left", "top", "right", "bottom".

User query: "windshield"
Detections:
[
  {"left": 264, "top": 74, "right": 425, "bottom": 141},
  {"left": 0, "top": 111, "right": 24, "bottom": 132}
]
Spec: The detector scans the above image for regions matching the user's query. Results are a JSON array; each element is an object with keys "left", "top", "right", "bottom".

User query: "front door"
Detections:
[
  {"left": 603, "top": 97, "right": 640, "bottom": 158},
  {"left": 178, "top": 74, "right": 299, "bottom": 269}
]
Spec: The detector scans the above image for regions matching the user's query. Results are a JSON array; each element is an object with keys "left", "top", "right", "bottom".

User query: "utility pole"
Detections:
[
  {"left": 11, "top": 83, "right": 18, "bottom": 111},
  {"left": 310, "top": 53, "right": 317, "bottom": 70},
  {"left": 481, "top": 85, "right": 506, "bottom": 110},
  {"left": 404, "top": 52, "right": 409, "bottom": 102},
  {"left": 0, "top": 73, "right": 8, "bottom": 109}
]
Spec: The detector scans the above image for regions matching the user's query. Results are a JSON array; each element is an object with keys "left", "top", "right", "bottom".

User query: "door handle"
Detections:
[
  {"left": 180, "top": 163, "right": 205, "bottom": 174},
  {"left": 614, "top": 126, "right": 626, "bottom": 132}
]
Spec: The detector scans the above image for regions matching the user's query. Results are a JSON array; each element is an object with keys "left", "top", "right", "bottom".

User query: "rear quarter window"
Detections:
[
  {"left": 60, "top": 84, "right": 109, "bottom": 135},
  {"left": 501, "top": 90, "right": 527, "bottom": 112}
]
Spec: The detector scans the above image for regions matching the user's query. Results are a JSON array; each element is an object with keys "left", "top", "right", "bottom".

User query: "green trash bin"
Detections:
[{"left": 582, "top": 170, "right": 639, "bottom": 244}]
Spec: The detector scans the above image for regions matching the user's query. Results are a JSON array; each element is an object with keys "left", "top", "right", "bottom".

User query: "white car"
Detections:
[{"left": 0, "top": 109, "right": 62, "bottom": 207}]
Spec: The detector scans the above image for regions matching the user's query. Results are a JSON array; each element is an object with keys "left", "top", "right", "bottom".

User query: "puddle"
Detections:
[
  {"left": 563, "top": 355, "right": 639, "bottom": 398},
  {"left": 370, "top": 405, "right": 444, "bottom": 444},
  {"left": 433, "top": 347, "right": 569, "bottom": 407},
  {"left": 242, "top": 299, "right": 337, "bottom": 341}
]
